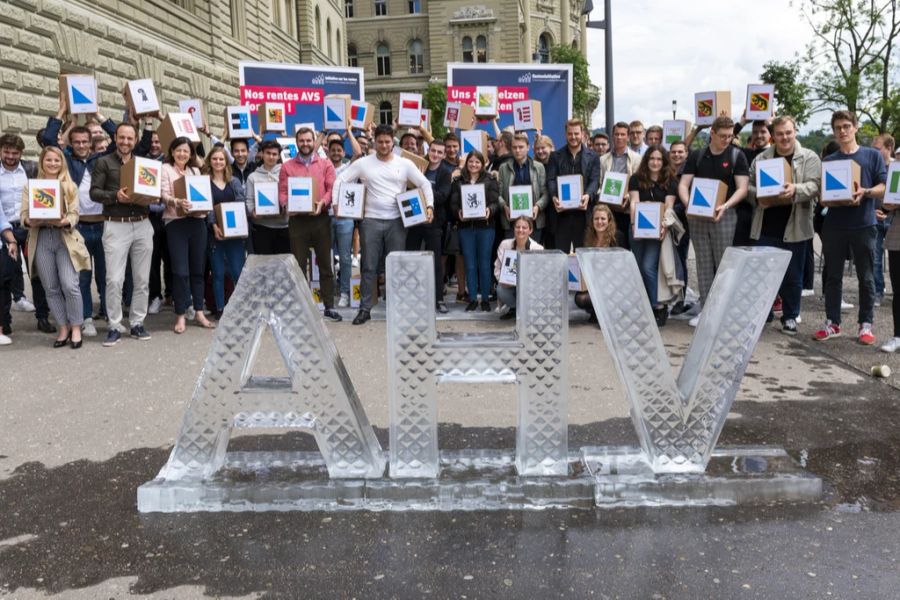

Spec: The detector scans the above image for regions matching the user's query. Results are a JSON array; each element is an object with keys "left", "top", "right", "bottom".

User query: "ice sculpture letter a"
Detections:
[
  {"left": 386, "top": 251, "right": 570, "bottom": 478},
  {"left": 577, "top": 247, "right": 790, "bottom": 473},
  {"left": 150, "top": 255, "right": 385, "bottom": 482}
]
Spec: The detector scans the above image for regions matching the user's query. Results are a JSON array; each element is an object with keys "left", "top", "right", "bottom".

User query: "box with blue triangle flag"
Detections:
[
  {"left": 557, "top": 174, "right": 584, "bottom": 210},
  {"left": 174, "top": 175, "right": 213, "bottom": 215},
  {"left": 755, "top": 157, "right": 793, "bottom": 206},
  {"left": 567, "top": 254, "right": 586, "bottom": 291},
  {"left": 287, "top": 176, "right": 318, "bottom": 215},
  {"left": 460, "top": 130, "right": 488, "bottom": 158},
  {"left": 215, "top": 202, "right": 248, "bottom": 239},
  {"left": 59, "top": 74, "right": 98, "bottom": 115},
  {"left": 687, "top": 177, "right": 726, "bottom": 219},
  {"left": 397, "top": 188, "right": 428, "bottom": 227},
  {"left": 226, "top": 106, "right": 254, "bottom": 139},
  {"left": 323, "top": 95, "right": 350, "bottom": 130},
  {"left": 820, "top": 159, "right": 861, "bottom": 206},
  {"left": 254, "top": 181, "right": 281, "bottom": 216},
  {"left": 885, "top": 162, "right": 900, "bottom": 207},
  {"left": 633, "top": 202, "right": 662, "bottom": 240}
]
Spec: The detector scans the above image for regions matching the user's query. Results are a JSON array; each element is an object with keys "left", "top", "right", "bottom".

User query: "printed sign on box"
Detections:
[
  {"left": 419, "top": 109, "right": 432, "bottom": 132},
  {"left": 120, "top": 156, "right": 162, "bottom": 205},
  {"left": 461, "top": 184, "right": 487, "bottom": 220},
  {"left": 397, "top": 188, "right": 428, "bottom": 227},
  {"left": 398, "top": 93, "right": 423, "bottom": 126},
  {"left": 350, "top": 101, "right": 374, "bottom": 129},
  {"left": 745, "top": 84, "right": 775, "bottom": 121},
  {"left": 277, "top": 137, "right": 298, "bottom": 162},
  {"left": 498, "top": 249, "right": 518, "bottom": 287},
  {"left": 694, "top": 91, "right": 731, "bottom": 126},
  {"left": 460, "top": 130, "right": 488, "bottom": 157},
  {"left": 260, "top": 102, "right": 287, "bottom": 133},
  {"left": 885, "top": 162, "right": 900, "bottom": 207},
  {"left": 567, "top": 255, "right": 586, "bottom": 292},
  {"left": 508, "top": 185, "right": 533, "bottom": 218},
  {"left": 475, "top": 86, "right": 499, "bottom": 117},
  {"left": 27, "top": 179, "right": 61, "bottom": 220},
  {"left": 557, "top": 174, "right": 584, "bottom": 210},
  {"left": 216, "top": 202, "right": 248, "bottom": 238},
  {"left": 174, "top": 175, "right": 213, "bottom": 215},
  {"left": 687, "top": 178, "right": 727, "bottom": 219},
  {"left": 633, "top": 202, "right": 662, "bottom": 240},
  {"left": 254, "top": 181, "right": 280, "bottom": 216},
  {"left": 755, "top": 158, "right": 793, "bottom": 205},
  {"left": 512, "top": 100, "right": 542, "bottom": 131},
  {"left": 226, "top": 106, "right": 254, "bottom": 139},
  {"left": 444, "top": 102, "right": 475, "bottom": 130},
  {"left": 662, "top": 120, "right": 691, "bottom": 150},
  {"left": 323, "top": 95, "right": 350, "bottom": 130},
  {"left": 288, "top": 177, "right": 318, "bottom": 215},
  {"left": 59, "top": 75, "right": 98, "bottom": 115},
  {"left": 179, "top": 99, "right": 205, "bottom": 128},
  {"left": 335, "top": 182, "right": 365, "bottom": 219},
  {"left": 124, "top": 79, "right": 160, "bottom": 116},
  {"left": 157, "top": 113, "right": 201, "bottom": 153},
  {"left": 599, "top": 172, "right": 628, "bottom": 206},
  {"left": 821, "top": 159, "right": 861, "bottom": 206}
]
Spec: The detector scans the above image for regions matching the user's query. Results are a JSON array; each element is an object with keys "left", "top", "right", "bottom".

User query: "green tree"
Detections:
[
  {"left": 759, "top": 60, "right": 813, "bottom": 126},
  {"left": 550, "top": 45, "right": 600, "bottom": 123},
  {"left": 423, "top": 81, "right": 447, "bottom": 140}
]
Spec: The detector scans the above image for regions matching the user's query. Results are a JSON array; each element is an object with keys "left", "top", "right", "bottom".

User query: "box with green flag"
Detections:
[
  {"left": 885, "top": 162, "right": 900, "bottom": 207},
  {"left": 599, "top": 171, "right": 628, "bottom": 207},
  {"left": 508, "top": 185, "right": 533, "bottom": 218}
]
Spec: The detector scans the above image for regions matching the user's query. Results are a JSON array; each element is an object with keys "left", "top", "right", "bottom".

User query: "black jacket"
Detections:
[{"left": 450, "top": 172, "right": 500, "bottom": 228}]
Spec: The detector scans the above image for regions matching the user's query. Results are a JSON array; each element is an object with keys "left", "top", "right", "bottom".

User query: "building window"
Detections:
[
  {"left": 379, "top": 100, "right": 392, "bottom": 125},
  {"left": 345, "top": 0, "right": 354, "bottom": 18},
  {"left": 336, "top": 29, "right": 342, "bottom": 63},
  {"left": 348, "top": 44, "right": 358, "bottom": 67},
  {"left": 230, "top": 0, "right": 246, "bottom": 42},
  {"left": 315, "top": 6, "right": 321, "bottom": 46},
  {"left": 462, "top": 36, "right": 473, "bottom": 63},
  {"left": 408, "top": 0, "right": 420, "bottom": 13},
  {"left": 538, "top": 33, "right": 551, "bottom": 63},
  {"left": 476, "top": 35, "right": 487, "bottom": 63},
  {"left": 408, "top": 39, "right": 424, "bottom": 74},
  {"left": 273, "top": 0, "right": 295, "bottom": 35},
  {"left": 376, "top": 43, "right": 391, "bottom": 76},
  {"left": 326, "top": 18, "right": 333, "bottom": 59},
  {"left": 374, "top": 0, "right": 387, "bottom": 16}
]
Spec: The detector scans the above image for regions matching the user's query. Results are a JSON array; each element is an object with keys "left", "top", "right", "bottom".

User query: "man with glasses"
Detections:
[
  {"left": 628, "top": 120, "right": 648, "bottom": 156},
  {"left": 677, "top": 116, "right": 750, "bottom": 326}
]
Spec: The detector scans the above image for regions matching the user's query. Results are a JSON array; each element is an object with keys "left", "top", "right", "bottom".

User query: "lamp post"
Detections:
[
  {"left": 585, "top": 0, "right": 613, "bottom": 131},
  {"left": 672, "top": 100, "right": 677, "bottom": 120}
]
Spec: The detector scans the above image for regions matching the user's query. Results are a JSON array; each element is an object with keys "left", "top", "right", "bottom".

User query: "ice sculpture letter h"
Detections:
[{"left": 576, "top": 246, "right": 790, "bottom": 474}]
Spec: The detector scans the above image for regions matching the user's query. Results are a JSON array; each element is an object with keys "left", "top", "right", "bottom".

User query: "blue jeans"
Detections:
[
  {"left": 458, "top": 226, "right": 495, "bottom": 301},
  {"left": 757, "top": 235, "right": 807, "bottom": 320},
  {"left": 209, "top": 236, "right": 246, "bottom": 311},
  {"left": 77, "top": 221, "right": 106, "bottom": 319},
  {"left": 875, "top": 217, "right": 890, "bottom": 295},
  {"left": 630, "top": 234, "right": 661, "bottom": 306},
  {"left": 332, "top": 217, "right": 354, "bottom": 295}
]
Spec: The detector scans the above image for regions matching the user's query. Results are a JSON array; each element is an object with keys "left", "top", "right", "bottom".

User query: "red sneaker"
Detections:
[
  {"left": 772, "top": 296, "right": 783, "bottom": 314},
  {"left": 813, "top": 321, "right": 841, "bottom": 341},
  {"left": 858, "top": 323, "right": 876, "bottom": 345}
]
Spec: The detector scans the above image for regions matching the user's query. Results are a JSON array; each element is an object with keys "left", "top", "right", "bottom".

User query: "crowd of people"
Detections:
[{"left": 0, "top": 93, "right": 898, "bottom": 354}]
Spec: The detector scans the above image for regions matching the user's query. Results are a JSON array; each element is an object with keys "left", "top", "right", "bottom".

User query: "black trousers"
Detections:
[
  {"left": 732, "top": 202, "right": 754, "bottom": 247},
  {"left": 11, "top": 224, "right": 49, "bottom": 319},
  {"left": 289, "top": 214, "right": 335, "bottom": 309},
  {"left": 890, "top": 250, "right": 900, "bottom": 337},
  {"left": 0, "top": 241, "right": 13, "bottom": 331},
  {"left": 166, "top": 218, "right": 208, "bottom": 315},
  {"left": 251, "top": 224, "right": 291, "bottom": 255},
  {"left": 553, "top": 210, "right": 589, "bottom": 253},
  {"left": 406, "top": 222, "right": 444, "bottom": 303},
  {"left": 149, "top": 212, "right": 172, "bottom": 301}
]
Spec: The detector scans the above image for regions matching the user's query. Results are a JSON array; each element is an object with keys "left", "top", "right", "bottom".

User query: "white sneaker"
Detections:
[
  {"left": 801, "top": 288, "right": 815, "bottom": 297},
  {"left": 352, "top": 255, "right": 360, "bottom": 269},
  {"left": 840, "top": 299, "right": 854, "bottom": 311},
  {"left": 337, "top": 293, "right": 350, "bottom": 308},
  {"left": 12, "top": 297, "right": 35, "bottom": 312},
  {"left": 148, "top": 297, "right": 162, "bottom": 314},
  {"left": 0, "top": 333, "right": 10, "bottom": 345},
  {"left": 880, "top": 337, "right": 900, "bottom": 353},
  {"left": 689, "top": 315, "right": 700, "bottom": 327},
  {"left": 82, "top": 318, "right": 97, "bottom": 337},
  {"left": 186, "top": 306, "right": 196, "bottom": 320},
  {"left": 795, "top": 315, "right": 802, "bottom": 324}
]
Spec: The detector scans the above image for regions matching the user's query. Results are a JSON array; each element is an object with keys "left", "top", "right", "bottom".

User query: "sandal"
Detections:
[{"left": 195, "top": 316, "right": 216, "bottom": 329}]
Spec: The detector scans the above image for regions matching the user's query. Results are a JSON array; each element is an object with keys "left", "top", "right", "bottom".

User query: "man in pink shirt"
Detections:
[{"left": 278, "top": 127, "right": 341, "bottom": 321}]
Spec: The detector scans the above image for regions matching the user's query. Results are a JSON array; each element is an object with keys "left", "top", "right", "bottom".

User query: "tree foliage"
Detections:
[
  {"left": 424, "top": 81, "right": 447, "bottom": 140},
  {"left": 550, "top": 44, "right": 600, "bottom": 123},
  {"left": 760, "top": 60, "right": 813, "bottom": 127}
]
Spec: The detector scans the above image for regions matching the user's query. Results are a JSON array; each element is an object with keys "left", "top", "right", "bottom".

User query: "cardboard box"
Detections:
[
  {"left": 178, "top": 99, "right": 205, "bottom": 128},
  {"left": 662, "top": 119, "right": 691, "bottom": 150},
  {"left": 27, "top": 179, "right": 62, "bottom": 220},
  {"left": 399, "top": 148, "right": 428, "bottom": 173},
  {"left": 821, "top": 159, "right": 861, "bottom": 206},
  {"left": 633, "top": 202, "right": 662, "bottom": 239},
  {"left": 885, "top": 162, "right": 900, "bottom": 207},
  {"left": 508, "top": 184, "right": 533, "bottom": 218},
  {"left": 461, "top": 183, "right": 487, "bottom": 220},
  {"left": 397, "top": 188, "right": 428, "bottom": 227},
  {"left": 120, "top": 156, "right": 162, "bottom": 206},
  {"left": 216, "top": 202, "right": 248, "bottom": 238},
  {"left": 512, "top": 100, "right": 543, "bottom": 131},
  {"left": 253, "top": 181, "right": 280, "bottom": 216},
  {"left": 444, "top": 102, "right": 476, "bottom": 130},
  {"left": 277, "top": 137, "right": 298, "bottom": 162},
  {"left": 59, "top": 74, "right": 98, "bottom": 115},
  {"left": 419, "top": 109, "right": 432, "bottom": 132},
  {"left": 350, "top": 101, "right": 374, "bottom": 130},
  {"left": 323, "top": 94, "right": 350, "bottom": 130},
  {"left": 287, "top": 176, "right": 318, "bottom": 215},
  {"left": 398, "top": 93, "right": 423, "bottom": 126},
  {"left": 226, "top": 106, "right": 254, "bottom": 139},
  {"left": 687, "top": 177, "right": 727, "bottom": 219},
  {"left": 157, "top": 112, "right": 201, "bottom": 153},
  {"left": 350, "top": 277, "right": 361, "bottom": 307},
  {"left": 460, "top": 129, "right": 488, "bottom": 157},
  {"left": 498, "top": 249, "right": 518, "bottom": 287},
  {"left": 745, "top": 84, "right": 775, "bottom": 121},
  {"left": 334, "top": 182, "right": 365, "bottom": 219},
  {"left": 123, "top": 79, "right": 160, "bottom": 116},
  {"left": 475, "top": 86, "right": 499, "bottom": 117},
  {"left": 173, "top": 175, "right": 213, "bottom": 215},
  {"left": 557, "top": 174, "right": 584, "bottom": 210},
  {"left": 294, "top": 122, "right": 319, "bottom": 136},
  {"left": 755, "top": 157, "right": 794, "bottom": 206},
  {"left": 599, "top": 171, "right": 628, "bottom": 206},
  {"left": 694, "top": 91, "right": 731, "bottom": 126},
  {"left": 260, "top": 102, "right": 287, "bottom": 134},
  {"left": 567, "top": 255, "right": 586, "bottom": 292}
]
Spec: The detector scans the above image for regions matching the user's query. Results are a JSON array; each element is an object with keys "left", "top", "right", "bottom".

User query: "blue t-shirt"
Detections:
[{"left": 822, "top": 146, "right": 887, "bottom": 231}]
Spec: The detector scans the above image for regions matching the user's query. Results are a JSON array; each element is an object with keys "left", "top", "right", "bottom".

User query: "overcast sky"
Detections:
[{"left": 585, "top": 0, "right": 822, "bottom": 131}]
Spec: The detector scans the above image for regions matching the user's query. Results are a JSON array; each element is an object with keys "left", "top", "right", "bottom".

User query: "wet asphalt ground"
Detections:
[{"left": 1, "top": 273, "right": 898, "bottom": 599}]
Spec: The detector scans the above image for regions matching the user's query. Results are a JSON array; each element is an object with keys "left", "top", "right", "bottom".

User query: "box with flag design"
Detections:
[
  {"left": 745, "top": 84, "right": 775, "bottom": 121},
  {"left": 508, "top": 185, "right": 533, "bottom": 218},
  {"left": 687, "top": 177, "right": 726, "bottom": 219},
  {"left": 444, "top": 102, "right": 475, "bottom": 130},
  {"left": 215, "top": 202, "right": 248, "bottom": 239},
  {"left": 885, "top": 162, "right": 900, "bottom": 207},
  {"left": 277, "top": 137, "right": 298, "bottom": 162},
  {"left": 662, "top": 120, "right": 691, "bottom": 150},
  {"left": 323, "top": 95, "right": 350, "bottom": 130},
  {"left": 287, "top": 176, "right": 319, "bottom": 215},
  {"left": 397, "top": 188, "right": 428, "bottom": 227},
  {"left": 567, "top": 255, "right": 586, "bottom": 292},
  {"left": 419, "top": 109, "right": 432, "bottom": 132},
  {"left": 120, "top": 156, "right": 162, "bottom": 206},
  {"left": 498, "top": 249, "right": 518, "bottom": 287},
  {"left": 334, "top": 182, "right": 365, "bottom": 219},
  {"left": 599, "top": 171, "right": 628, "bottom": 207},
  {"left": 174, "top": 175, "right": 213, "bottom": 216},
  {"left": 123, "top": 79, "right": 160, "bottom": 117},
  {"left": 461, "top": 183, "right": 487, "bottom": 220},
  {"left": 260, "top": 102, "right": 287, "bottom": 134},
  {"left": 27, "top": 179, "right": 62, "bottom": 220},
  {"left": 557, "top": 174, "right": 584, "bottom": 210},
  {"left": 178, "top": 99, "right": 205, "bottom": 128},
  {"left": 755, "top": 157, "right": 793, "bottom": 206},
  {"left": 694, "top": 91, "right": 731, "bottom": 126},
  {"left": 350, "top": 101, "right": 374, "bottom": 129},
  {"left": 633, "top": 202, "right": 662, "bottom": 240},
  {"left": 225, "top": 106, "right": 254, "bottom": 139},
  {"left": 460, "top": 130, "right": 488, "bottom": 158},
  {"left": 475, "top": 86, "right": 499, "bottom": 118},
  {"left": 398, "top": 93, "right": 423, "bottom": 127},
  {"left": 820, "top": 159, "right": 861, "bottom": 206},
  {"left": 157, "top": 112, "right": 201, "bottom": 153},
  {"left": 253, "top": 181, "right": 280, "bottom": 216},
  {"left": 59, "top": 74, "right": 98, "bottom": 115},
  {"left": 512, "top": 100, "right": 542, "bottom": 131}
]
